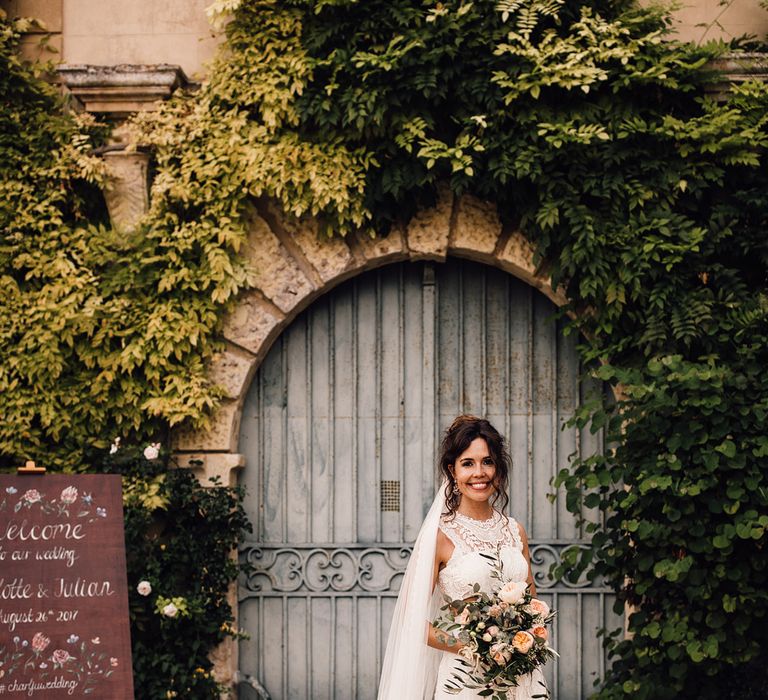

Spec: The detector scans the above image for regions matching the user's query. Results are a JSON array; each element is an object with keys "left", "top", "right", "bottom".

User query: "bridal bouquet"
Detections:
[{"left": 433, "top": 554, "right": 556, "bottom": 699}]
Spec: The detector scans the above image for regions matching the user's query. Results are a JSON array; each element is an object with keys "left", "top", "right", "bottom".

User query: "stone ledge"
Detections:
[
  {"left": 706, "top": 52, "right": 768, "bottom": 98},
  {"left": 57, "top": 63, "right": 190, "bottom": 115},
  {"left": 174, "top": 452, "right": 245, "bottom": 488}
]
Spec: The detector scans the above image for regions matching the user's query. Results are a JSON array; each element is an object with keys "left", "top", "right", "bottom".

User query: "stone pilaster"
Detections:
[{"left": 101, "top": 150, "right": 150, "bottom": 232}]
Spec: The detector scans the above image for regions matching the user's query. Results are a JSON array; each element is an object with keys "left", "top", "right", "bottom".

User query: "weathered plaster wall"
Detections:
[
  {"left": 1, "top": 0, "right": 219, "bottom": 79},
  {"left": 665, "top": 0, "right": 768, "bottom": 43},
  {"left": 3, "top": 0, "right": 768, "bottom": 77}
]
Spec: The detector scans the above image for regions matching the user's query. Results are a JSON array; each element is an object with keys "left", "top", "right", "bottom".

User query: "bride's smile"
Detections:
[{"left": 452, "top": 437, "right": 498, "bottom": 517}]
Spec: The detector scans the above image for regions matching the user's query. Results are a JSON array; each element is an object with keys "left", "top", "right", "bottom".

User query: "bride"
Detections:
[{"left": 378, "top": 415, "right": 549, "bottom": 700}]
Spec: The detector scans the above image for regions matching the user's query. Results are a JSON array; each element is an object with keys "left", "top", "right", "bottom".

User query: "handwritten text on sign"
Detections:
[{"left": 0, "top": 474, "right": 134, "bottom": 698}]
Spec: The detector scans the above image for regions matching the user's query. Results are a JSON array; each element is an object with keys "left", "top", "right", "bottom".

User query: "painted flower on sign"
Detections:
[
  {"left": 5, "top": 486, "right": 16, "bottom": 494},
  {"left": 22, "top": 489, "right": 41, "bottom": 504},
  {"left": 67, "top": 634, "right": 79, "bottom": 644},
  {"left": 96, "top": 507, "right": 107, "bottom": 518},
  {"left": 59, "top": 486, "right": 78, "bottom": 504},
  {"left": 110, "top": 657, "right": 118, "bottom": 667},
  {"left": 51, "top": 649, "right": 71, "bottom": 665},
  {"left": 31, "top": 633, "right": 50, "bottom": 653}
]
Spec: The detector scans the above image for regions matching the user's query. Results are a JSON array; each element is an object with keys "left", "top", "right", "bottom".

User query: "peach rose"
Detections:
[
  {"left": 528, "top": 598, "right": 550, "bottom": 619},
  {"left": 455, "top": 608, "right": 470, "bottom": 625},
  {"left": 489, "top": 642, "right": 512, "bottom": 665},
  {"left": 498, "top": 580, "right": 527, "bottom": 605},
  {"left": 488, "top": 604, "right": 502, "bottom": 617},
  {"left": 530, "top": 625, "right": 548, "bottom": 642},
  {"left": 511, "top": 631, "right": 534, "bottom": 654}
]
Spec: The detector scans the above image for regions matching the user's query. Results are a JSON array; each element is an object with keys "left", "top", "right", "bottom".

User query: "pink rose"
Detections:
[
  {"left": 454, "top": 608, "right": 470, "bottom": 625},
  {"left": 23, "top": 489, "right": 41, "bottom": 504},
  {"left": 511, "top": 631, "right": 534, "bottom": 654},
  {"left": 498, "top": 580, "right": 527, "bottom": 605},
  {"left": 528, "top": 598, "right": 550, "bottom": 619},
  {"left": 530, "top": 625, "right": 548, "bottom": 642},
  {"left": 487, "top": 604, "right": 502, "bottom": 617},
  {"left": 31, "top": 633, "right": 50, "bottom": 653},
  {"left": 59, "top": 486, "right": 78, "bottom": 504},
  {"left": 489, "top": 642, "right": 512, "bottom": 665},
  {"left": 487, "top": 625, "right": 500, "bottom": 637},
  {"left": 51, "top": 649, "right": 71, "bottom": 665}
]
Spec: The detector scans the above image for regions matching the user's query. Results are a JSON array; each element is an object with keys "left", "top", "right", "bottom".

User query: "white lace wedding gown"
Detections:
[{"left": 434, "top": 511, "right": 549, "bottom": 700}]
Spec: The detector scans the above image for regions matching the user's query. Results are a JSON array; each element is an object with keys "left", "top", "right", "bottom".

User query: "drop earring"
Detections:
[{"left": 452, "top": 481, "right": 460, "bottom": 495}]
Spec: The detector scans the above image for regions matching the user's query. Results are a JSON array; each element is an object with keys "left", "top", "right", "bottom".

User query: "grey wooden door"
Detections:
[{"left": 238, "top": 259, "right": 617, "bottom": 699}]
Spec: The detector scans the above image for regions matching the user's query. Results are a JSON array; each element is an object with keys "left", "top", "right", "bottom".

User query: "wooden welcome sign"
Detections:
[{"left": 0, "top": 472, "right": 134, "bottom": 698}]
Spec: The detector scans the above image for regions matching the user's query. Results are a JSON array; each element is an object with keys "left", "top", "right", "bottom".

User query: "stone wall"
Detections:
[{"left": 3, "top": 0, "right": 768, "bottom": 76}]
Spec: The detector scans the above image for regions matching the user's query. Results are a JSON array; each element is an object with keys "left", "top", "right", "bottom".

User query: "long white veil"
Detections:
[{"left": 377, "top": 480, "right": 447, "bottom": 700}]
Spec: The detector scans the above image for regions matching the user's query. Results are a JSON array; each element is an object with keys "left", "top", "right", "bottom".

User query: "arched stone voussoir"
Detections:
[
  {"left": 405, "top": 183, "right": 453, "bottom": 261},
  {"left": 497, "top": 229, "right": 568, "bottom": 308},
  {"left": 207, "top": 343, "right": 257, "bottom": 401},
  {"left": 173, "top": 397, "right": 241, "bottom": 453},
  {"left": 241, "top": 207, "right": 317, "bottom": 314},
  {"left": 350, "top": 223, "right": 410, "bottom": 270},
  {"left": 256, "top": 199, "right": 355, "bottom": 285},
  {"left": 222, "top": 290, "right": 287, "bottom": 361},
  {"left": 448, "top": 194, "right": 503, "bottom": 260}
]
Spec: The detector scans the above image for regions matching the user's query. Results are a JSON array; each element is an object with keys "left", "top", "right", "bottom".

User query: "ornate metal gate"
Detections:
[{"left": 237, "top": 259, "right": 618, "bottom": 699}]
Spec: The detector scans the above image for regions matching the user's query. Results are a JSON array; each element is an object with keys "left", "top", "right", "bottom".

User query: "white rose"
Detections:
[
  {"left": 137, "top": 580, "right": 152, "bottom": 596},
  {"left": 143, "top": 443, "right": 161, "bottom": 460},
  {"left": 498, "top": 580, "right": 528, "bottom": 605},
  {"left": 162, "top": 603, "right": 178, "bottom": 618}
]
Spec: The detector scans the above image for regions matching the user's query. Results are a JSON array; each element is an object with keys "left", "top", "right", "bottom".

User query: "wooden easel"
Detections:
[{"left": 17, "top": 459, "right": 46, "bottom": 474}]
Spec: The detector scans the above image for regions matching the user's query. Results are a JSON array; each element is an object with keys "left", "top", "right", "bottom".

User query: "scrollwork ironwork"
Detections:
[{"left": 240, "top": 541, "right": 606, "bottom": 595}]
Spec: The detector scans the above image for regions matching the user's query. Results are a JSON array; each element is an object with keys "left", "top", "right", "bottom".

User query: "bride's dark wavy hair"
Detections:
[{"left": 439, "top": 415, "right": 511, "bottom": 518}]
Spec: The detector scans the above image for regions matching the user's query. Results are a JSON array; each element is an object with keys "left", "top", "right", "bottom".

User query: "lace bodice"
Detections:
[{"left": 437, "top": 511, "right": 528, "bottom": 601}]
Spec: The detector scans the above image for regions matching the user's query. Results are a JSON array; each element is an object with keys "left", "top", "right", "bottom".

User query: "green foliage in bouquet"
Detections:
[{"left": 102, "top": 445, "right": 251, "bottom": 699}]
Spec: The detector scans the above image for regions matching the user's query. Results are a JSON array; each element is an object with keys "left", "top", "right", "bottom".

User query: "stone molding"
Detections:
[
  {"left": 172, "top": 191, "right": 566, "bottom": 461},
  {"left": 57, "top": 63, "right": 190, "bottom": 116}
]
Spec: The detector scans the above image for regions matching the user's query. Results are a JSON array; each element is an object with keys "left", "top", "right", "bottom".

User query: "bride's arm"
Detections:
[{"left": 427, "top": 529, "right": 464, "bottom": 653}]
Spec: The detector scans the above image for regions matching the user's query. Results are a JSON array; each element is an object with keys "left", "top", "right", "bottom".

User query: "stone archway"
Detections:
[{"left": 173, "top": 189, "right": 566, "bottom": 481}]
